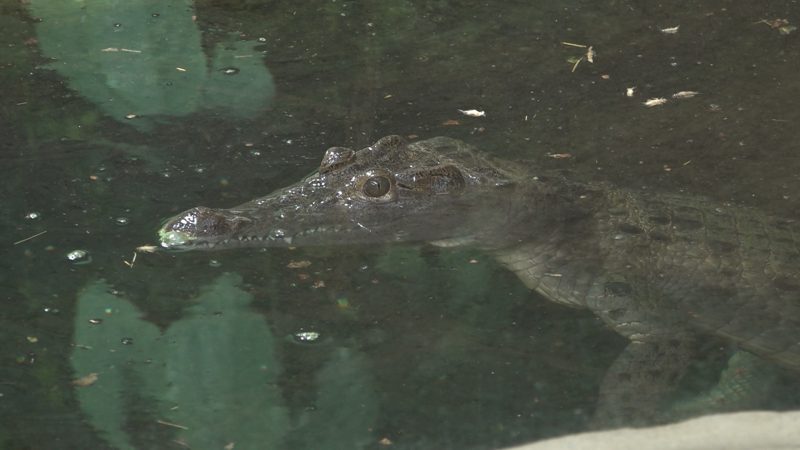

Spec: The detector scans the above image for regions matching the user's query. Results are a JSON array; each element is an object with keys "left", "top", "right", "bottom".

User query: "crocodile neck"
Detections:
[{"left": 488, "top": 180, "right": 613, "bottom": 309}]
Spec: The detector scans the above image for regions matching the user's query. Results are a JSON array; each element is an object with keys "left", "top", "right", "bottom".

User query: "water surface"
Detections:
[{"left": 2, "top": 1, "right": 800, "bottom": 449}]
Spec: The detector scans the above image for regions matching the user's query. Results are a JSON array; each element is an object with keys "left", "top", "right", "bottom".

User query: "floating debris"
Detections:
[
  {"left": 757, "top": 18, "right": 788, "bottom": 28},
  {"left": 293, "top": 331, "right": 321, "bottom": 343},
  {"left": 755, "top": 18, "right": 796, "bottom": 35},
  {"left": 114, "top": 216, "right": 130, "bottom": 226},
  {"left": 458, "top": 109, "right": 486, "bottom": 117},
  {"left": 155, "top": 419, "right": 189, "bottom": 431},
  {"left": 286, "top": 260, "right": 312, "bottom": 269},
  {"left": 13, "top": 230, "right": 47, "bottom": 245},
  {"left": 643, "top": 97, "right": 668, "bottom": 107},
  {"left": 66, "top": 249, "right": 92, "bottom": 265},
  {"left": 123, "top": 252, "right": 137, "bottom": 269},
  {"left": 136, "top": 245, "right": 158, "bottom": 253},
  {"left": 100, "top": 47, "right": 142, "bottom": 53},
  {"left": 546, "top": 153, "right": 573, "bottom": 159},
  {"left": 561, "top": 42, "right": 595, "bottom": 72},
  {"left": 73, "top": 372, "right": 99, "bottom": 387},
  {"left": 24, "top": 212, "right": 41, "bottom": 220},
  {"left": 672, "top": 91, "right": 700, "bottom": 99},
  {"left": 626, "top": 87, "right": 636, "bottom": 97},
  {"left": 661, "top": 26, "right": 680, "bottom": 34},
  {"left": 570, "top": 56, "right": 584, "bottom": 72}
]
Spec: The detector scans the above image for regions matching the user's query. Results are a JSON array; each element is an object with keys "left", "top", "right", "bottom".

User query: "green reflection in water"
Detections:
[
  {"left": 71, "top": 273, "right": 376, "bottom": 449},
  {"left": 29, "top": 0, "right": 274, "bottom": 128}
]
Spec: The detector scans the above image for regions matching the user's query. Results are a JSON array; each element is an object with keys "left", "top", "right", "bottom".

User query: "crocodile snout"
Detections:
[{"left": 159, "top": 207, "right": 250, "bottom": 249}]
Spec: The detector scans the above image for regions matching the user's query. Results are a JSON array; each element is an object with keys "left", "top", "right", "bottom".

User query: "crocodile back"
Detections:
[
  {"left": 593, "top": 189, "right": 800, "bottom": 369},
  {"left": 493, "top": 183, "right": 800, "bottom": 370}
]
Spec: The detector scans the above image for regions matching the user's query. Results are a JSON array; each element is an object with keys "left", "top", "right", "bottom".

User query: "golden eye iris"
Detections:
[{"left": 363, "top": 176, "right": 391, "bottom": 197}]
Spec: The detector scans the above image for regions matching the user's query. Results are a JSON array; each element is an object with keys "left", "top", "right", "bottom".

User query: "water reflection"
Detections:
[
  {"left": 29, "top": 0, "right": 275, "bottom": 128},
  {"left": 72, "top": 273, "right": 376, "bottom": 449}
]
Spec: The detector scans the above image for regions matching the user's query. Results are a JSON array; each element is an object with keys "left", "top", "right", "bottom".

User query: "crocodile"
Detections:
[{"left": 158, "top": 135, "right": 800, "bottom": 424}]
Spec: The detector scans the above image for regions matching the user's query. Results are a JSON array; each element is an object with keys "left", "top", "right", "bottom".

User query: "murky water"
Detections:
[{"left": 2, "top": 1, "right": 800, "bottom": 449}]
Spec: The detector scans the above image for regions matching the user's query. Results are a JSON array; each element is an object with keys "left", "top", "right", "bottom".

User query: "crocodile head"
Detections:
[{"left": 158, "top": 135, "right": 526, "bottom": 251}]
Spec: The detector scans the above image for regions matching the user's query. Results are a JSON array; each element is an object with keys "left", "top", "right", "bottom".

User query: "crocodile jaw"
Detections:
[
  {"left": 157, "top": 136, "right": 527, "bottom": 251},
  {"left": 158, "top": 205, "right": 355, "bottom": 250}
]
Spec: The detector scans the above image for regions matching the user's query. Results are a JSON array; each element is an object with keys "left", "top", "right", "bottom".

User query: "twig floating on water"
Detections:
[
  {"left": 123, "top": 252, "right": 137, "bottom": 269},
  {"left": 13, "top": 230, "right": 47, "bottom": 245},
  {"left": 672, "top": 91, "right": 700, "bottom": 99},
  {"left": 571, "top": 56, "right": 584, "bottom": 72},
  {"left": 156, "top": 419, "right": 189, "bottom": 430},
  {"left": 643, "top": 98, "right": 668, "bottom": 107}
]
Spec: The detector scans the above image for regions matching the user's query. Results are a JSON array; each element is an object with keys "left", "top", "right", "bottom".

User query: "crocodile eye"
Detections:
[{"left": 363, "top": 176, "right": 391, "bottom": 197}]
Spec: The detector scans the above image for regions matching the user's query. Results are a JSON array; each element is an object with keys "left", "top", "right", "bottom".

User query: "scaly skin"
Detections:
[
  {"left": 159, "top": 136, "right": 800, "bottom": 425},
  {"left": 491, "top": 186, "right": 800, "bottom": 369}
]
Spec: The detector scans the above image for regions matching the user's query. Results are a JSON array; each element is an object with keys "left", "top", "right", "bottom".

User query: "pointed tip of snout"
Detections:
[
  {"left": 157, "top": 206, "right": 261, "bottom": 251},
  {"left": 157, "top": 206, "right": 214, "bottom": 250},
  {"left": 158, "top": 228, "right": 193, "bottom": 250}
]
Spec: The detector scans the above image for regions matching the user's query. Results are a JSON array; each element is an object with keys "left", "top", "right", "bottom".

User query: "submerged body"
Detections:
[{"left": 160, "top": 136, "right": 800, "bottom": 423}]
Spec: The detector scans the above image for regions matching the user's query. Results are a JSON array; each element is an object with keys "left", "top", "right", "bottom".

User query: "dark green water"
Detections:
[{"left": 2, "top": 1, "right": 800, "bottom": 449}]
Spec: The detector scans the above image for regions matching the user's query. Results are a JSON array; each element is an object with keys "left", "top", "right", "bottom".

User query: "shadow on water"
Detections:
[{"left": 1, "top": 0, "right": 800, "bottom": 449}]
